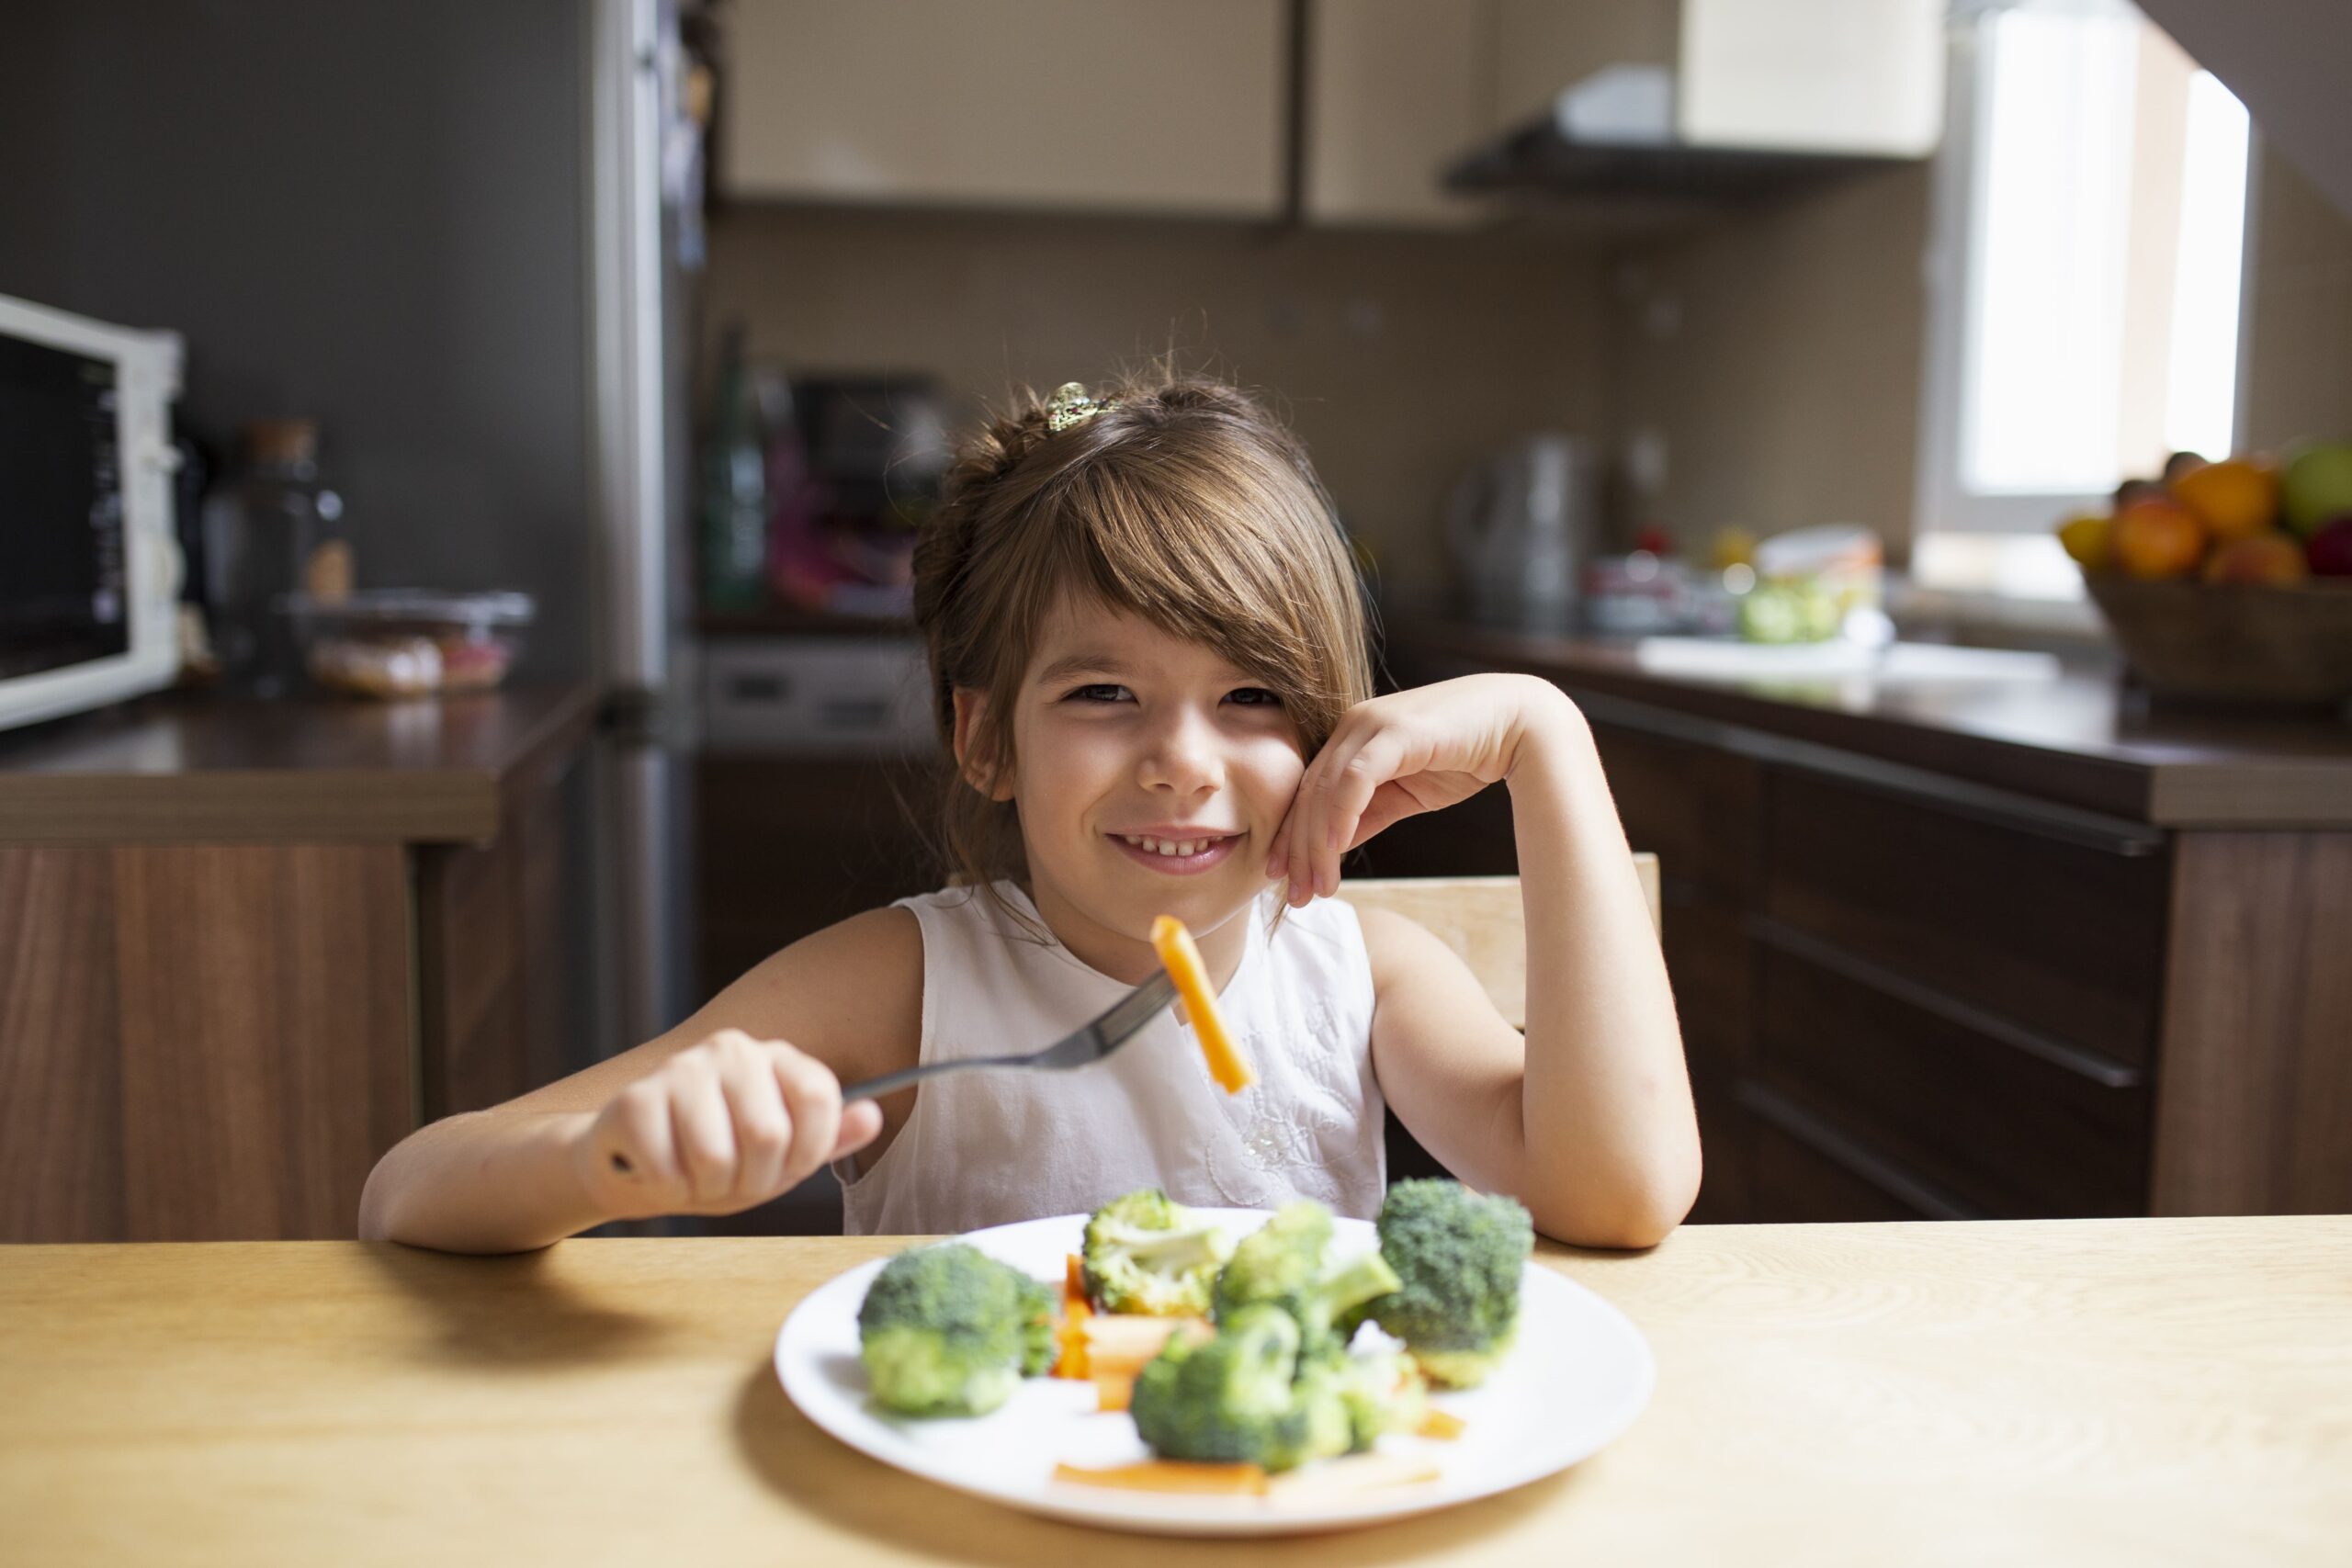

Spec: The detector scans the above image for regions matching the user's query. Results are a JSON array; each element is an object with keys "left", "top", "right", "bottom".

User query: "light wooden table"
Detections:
[{"left": 6, "top": 1219, "right": 2348, "bottom": 1565}]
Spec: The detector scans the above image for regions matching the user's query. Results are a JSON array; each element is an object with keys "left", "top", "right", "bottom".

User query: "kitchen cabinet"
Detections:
[
  {"left": 1300, "top": 0, "right": 1490, "bottom": 228},
  {"left": 719, "top": 0, "right": 1288, "bottom": 218},
  {"left": 694, "top": 750, "right": 938, "bottom": 1005},
  {"left": 1484, "top": 0, "right": 1940, "bottom": 156},
  {"left": 0, "top": 686, "right": 598, "bottom": 1243},
  {"left": 1381, "top": 617, "right": 2352, "bottom": 1224}
]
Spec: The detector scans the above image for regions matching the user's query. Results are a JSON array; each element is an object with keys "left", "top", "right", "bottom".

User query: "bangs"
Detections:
[{"left": 1040, "top": 447, "right": 1356, "bottom": 714}]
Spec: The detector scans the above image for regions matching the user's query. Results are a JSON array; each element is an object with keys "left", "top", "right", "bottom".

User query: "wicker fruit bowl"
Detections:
[{"left": 2084, "top": 577, "right": 2352, "bottom": 707}]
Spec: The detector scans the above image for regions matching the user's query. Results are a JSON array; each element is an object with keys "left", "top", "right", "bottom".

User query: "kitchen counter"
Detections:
[
  {"left": 1382, "top": 615, "right": 2352, "bottom": 1224},
  {"left": 1387, "top": 615, "right": 2352, "bottom": 827},
  {"left": 6, "top": 1219, "right": 2346, "bottom": 1563},
  {"left": 0, "top": 683, "right": 601, "bottom": 1243},
  {"left": 0, "top": 682, "right": 600, "bottom": 845}
]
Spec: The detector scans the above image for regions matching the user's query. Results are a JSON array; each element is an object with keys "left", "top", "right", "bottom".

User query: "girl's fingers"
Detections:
[
  {"left": 833, "top": 1099, "right": 885, "bottom": 1159},
  {"left": 603, "top": 1080, "right": 682, "bottom": 1212},
  {"left": 1307, "top": 731, "right": 1402, "bottom": 900},
  {"left": 718, "top": 1043, "right": 791, "bottom": 1205},
  {"left": 771, "top": 1049, "right": 845, "bottom": 1192},
  {"left": 668, "top": 1058, "right": 739, "bottom": 1207}
]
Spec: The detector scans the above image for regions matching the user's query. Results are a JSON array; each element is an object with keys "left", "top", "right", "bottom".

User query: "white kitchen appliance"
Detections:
[
  {"left": 0, "top": 293, "right": 185, "bottom": 732},
  {"left": 1446, "top": 433, "right": 1598, "bottom": 627}
]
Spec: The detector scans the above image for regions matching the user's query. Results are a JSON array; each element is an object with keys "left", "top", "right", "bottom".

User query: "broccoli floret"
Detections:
[
  {"left": 1081, "top": 1189, "right": 1231, "bottom": 1316},
  {"left": 1368, "top": 1179, "right": 1534, "bottom": 1389},
  {"left": 1212, "top": 1200, "right": 1401, "bottom": 1350},
  {"left": 856, "top": 1244, "right": 1054, "bottom": 1416},
  {"left": 1324, "top": 1345, "right": 1430, "bottom": 1453},
  {"left": 1129, "top": 1303, "right": 1352, "bottom": 1472}
]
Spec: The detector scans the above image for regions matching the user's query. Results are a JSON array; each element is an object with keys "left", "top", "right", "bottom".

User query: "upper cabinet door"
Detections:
[
  {"left": 1302, "top": 0, "right": 1492, "bottom": 228},
  {"left": 721, "top": 0, "right": 1289, "bottom": 218}
]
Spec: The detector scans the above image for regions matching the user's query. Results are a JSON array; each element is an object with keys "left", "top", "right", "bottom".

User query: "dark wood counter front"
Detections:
[
  {"left": 0, "top": 684, "right": 599, "bottom": 1244},
  {"left": 1382, "top": 618, "right": 2351, "bottom": 1226},
  {"left": 1388, "top": 616, "right": 2352, "bottom": 828}
]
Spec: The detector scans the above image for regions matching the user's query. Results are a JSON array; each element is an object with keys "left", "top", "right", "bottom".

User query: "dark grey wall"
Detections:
[{"left": 0, "top": 0, "right": 595, "bottom": 676}]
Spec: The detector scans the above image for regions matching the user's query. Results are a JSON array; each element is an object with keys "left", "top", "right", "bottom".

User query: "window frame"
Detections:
[{"left": 1911, "top": 0, "right": 2265, "bottom": 547}]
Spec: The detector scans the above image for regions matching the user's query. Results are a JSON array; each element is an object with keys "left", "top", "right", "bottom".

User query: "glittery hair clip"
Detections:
[{"left": 1046, "top": 380, "right": 1115, "bottom": 434}]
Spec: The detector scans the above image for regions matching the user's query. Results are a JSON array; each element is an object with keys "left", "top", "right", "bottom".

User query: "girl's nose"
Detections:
[{"left": 1136, "top": 707, "right": 1224, "bottom": 795}]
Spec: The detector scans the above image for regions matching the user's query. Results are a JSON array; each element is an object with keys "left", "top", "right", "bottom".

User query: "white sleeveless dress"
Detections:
[{"left": 837, "top": 881, "right": 1386, "bottom": 1235}]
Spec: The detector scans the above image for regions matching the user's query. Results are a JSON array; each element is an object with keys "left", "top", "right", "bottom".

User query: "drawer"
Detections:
[
  {"left": 1589, "top": 721, "right": 1764, "bottom": 898},
  {"left": 1765, "top": 771, "right": 2167, "bottom": 1067},
  {"left": 1659, "top": 886, "right": 1750, "bottom": 1068},
  {"left": 1747, "top": 1112, "right": 1933, "bottom": 1224},
  {"left": 1752, "top": 937, "right": 2150, "bottom": 1218},
  {"left": 1685, "top": 1076, "right": 1752, "bottom": 1225}
]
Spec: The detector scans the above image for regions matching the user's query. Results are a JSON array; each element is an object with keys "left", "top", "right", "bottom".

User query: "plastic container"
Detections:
[{"left": 281, "top": 590, "right": 535, "bottom": 698}]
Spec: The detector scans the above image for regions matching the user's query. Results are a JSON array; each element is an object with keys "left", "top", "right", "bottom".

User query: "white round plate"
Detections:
[{"left": 775, "top": 1208, "right": 1654, "bottom": 1537}]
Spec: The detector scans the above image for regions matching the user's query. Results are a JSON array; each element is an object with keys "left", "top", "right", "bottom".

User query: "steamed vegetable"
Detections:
[
  {"left": 1210, "top": 1199, "right": 1401, "bottom": 1353},
  {"left": 1081, "top": 1188, "right": 1232, "bottom": 1317},
  {"left": 1366, "top": 1179, "right": 1533, "bottom": 1389},
  {"left": 856, "top": 1243, "right": 1054, "bottom": 1416},
  {"left": 1128, "top": 1303, "right": 1352, "bottom": 1472},
  {"left": 1150, "top": 914, "right": 1256, "bottom": 1092}
]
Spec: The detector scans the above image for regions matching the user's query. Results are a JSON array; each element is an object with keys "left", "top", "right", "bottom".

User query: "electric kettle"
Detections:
[{"left": 1446, "top": 433, "right": 1597, "bottom": 626}]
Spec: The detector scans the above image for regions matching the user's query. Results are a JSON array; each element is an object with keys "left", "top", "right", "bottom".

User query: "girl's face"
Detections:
[{"left": 965, "top": 594, "right": 1305, "bottom": 980}]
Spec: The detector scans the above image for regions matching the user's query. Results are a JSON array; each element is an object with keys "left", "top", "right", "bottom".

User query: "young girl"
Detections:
[{"left": 359, "top": 374, "right": 1700, "bottom": 1253}]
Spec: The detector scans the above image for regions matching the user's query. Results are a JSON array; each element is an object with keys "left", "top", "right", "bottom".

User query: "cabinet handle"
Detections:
[
  {"left": 1749, "top": 918, "right": 2143, "bottom": 1089},
  {"left": 1566, "top": 686, "right": 2165, "bottom": 858},
  {"left": 1736, "top": 1081, "right": 1984, "bottom": 1221}
]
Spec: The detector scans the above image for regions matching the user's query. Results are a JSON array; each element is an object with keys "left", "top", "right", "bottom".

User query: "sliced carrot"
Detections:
[
  {"left": 1053, "top": 1254, "right": 1093, "bottom": 1379},
  {"left": 1093, "top": 1370, "right": 1136, "bottom": 1412},
  {"left": 1416, "top": 1408, "right": 1466, "bottom": 1440},
  {"left": 1081, "top": 1314, "right": 1209, "bottom": 1374},
  {"left": 1052, "top": 1461, "right": 1269, "bottom": 1496},
  {"left": 1264, "top": 1452, "right": 1442, "bottom": 1500},
  {"left": 1149, "top": 915, "right": 1256, "bottom": 1093}
]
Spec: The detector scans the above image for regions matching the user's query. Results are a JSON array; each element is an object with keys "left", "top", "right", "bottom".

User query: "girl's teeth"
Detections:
[{"left": 1124, "top": 834, "right": 1215, "bottom": 856}]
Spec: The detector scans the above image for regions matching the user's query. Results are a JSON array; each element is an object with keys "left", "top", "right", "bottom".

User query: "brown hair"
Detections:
[{"left": 910, "top": 369, "right": 1374, "bottom": 905}]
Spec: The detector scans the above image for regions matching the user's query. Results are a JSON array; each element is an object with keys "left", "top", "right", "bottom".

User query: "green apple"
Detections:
[{"left": 2280, "top": 440, "right": 2352, "bottom": 536}]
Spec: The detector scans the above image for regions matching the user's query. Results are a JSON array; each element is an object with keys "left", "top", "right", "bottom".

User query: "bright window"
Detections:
[{"left": 1915, "top": 0, "right": 2252, "bottom": 593}]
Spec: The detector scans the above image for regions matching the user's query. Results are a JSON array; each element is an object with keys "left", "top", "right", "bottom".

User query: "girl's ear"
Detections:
[{"left": 950, "top": 688, "right": 1016, "bottom": 802}]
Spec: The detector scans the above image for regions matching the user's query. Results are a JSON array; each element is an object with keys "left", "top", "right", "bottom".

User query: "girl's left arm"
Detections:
[{"left": 1268, "top": 673, "right": 1702, "bottom": 1247}]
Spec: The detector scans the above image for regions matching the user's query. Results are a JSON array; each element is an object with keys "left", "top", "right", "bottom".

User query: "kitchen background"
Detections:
[{"left": 3, "top": 0, "right": 2347, "bottom": 1242}]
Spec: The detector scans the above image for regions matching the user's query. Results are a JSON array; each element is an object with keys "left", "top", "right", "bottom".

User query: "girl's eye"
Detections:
[
  {"left": 1064, "top": 683, "right": 1132, "bottom": 704},
  {"left": 1226, "top": 687, "right": 1283, "bottom": 707}
]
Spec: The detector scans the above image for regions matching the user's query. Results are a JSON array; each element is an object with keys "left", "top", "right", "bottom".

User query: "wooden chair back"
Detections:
[{"left": 1336, "top": 856, "right": 1659, "bottom": 1032}]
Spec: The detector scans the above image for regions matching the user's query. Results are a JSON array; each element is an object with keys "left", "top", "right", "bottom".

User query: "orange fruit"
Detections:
[
  {"left": 2055, "top": 512, "right": 2113, "bottom": 571},
  {"left": 2202, "top": 531, "right": 2309, "bottom": 584},
  {"left": 2113, "top": 498, "right": 2208, "bottom": 579},
  {"left": 2170, "top": 457, "right": 2279, "bottom": 540}
]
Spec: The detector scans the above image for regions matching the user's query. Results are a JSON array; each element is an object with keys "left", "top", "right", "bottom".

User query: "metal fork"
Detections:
[
  {"left": 837, "top": 969, "right": 1177, "bottom": 1103},
  {"left": 602, "top": 972, "right": 1178, "bottom": 1179}
]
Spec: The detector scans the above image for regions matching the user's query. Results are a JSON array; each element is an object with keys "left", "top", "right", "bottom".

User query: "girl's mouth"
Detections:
[{"left": 1107, "top": 831, "right": 1240, "bottom": 876}]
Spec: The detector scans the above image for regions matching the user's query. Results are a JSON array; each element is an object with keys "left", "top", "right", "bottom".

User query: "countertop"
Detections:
[
  {"left": 5, "top": 1219, "right": 2345, "bottom": 1564},
  {"left": 1386, "top": 615, "right": 2352, "bottom": 828},
  {"left": 0, "top": 682, "right": 600, "bottom": 846}
]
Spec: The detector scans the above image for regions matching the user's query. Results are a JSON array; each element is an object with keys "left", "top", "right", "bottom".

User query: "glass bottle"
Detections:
[
  {"left": 700, "top": 327, "right": 769, "bottom": 611},
  {"left": 202, "top": 419, "right": 344, "bottom": 694}
]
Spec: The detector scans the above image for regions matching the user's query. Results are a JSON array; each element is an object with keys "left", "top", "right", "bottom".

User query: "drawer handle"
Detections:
[
  {"left": 1563, "top": 687, "right": 2165, "bottom": 857},
  {"left": 1736, "top": 1081, "right": 1984, "bottom": 1221},
  {"left": 1748, "top": 918, "right": 2144, "bottom": 1089}
]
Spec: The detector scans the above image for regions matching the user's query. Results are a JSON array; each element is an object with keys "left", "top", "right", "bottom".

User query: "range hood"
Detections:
[
  {"left": 2133, "top": 0, "right": 2352, "bottom": 220},
  {"left": 1446, "top": 0, "right": 1943, "bottom": 205}
]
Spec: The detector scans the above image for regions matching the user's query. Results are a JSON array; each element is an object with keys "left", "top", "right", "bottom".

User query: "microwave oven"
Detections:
[{"left": 0, "top": 293, "right": 185, "bottom": 733}]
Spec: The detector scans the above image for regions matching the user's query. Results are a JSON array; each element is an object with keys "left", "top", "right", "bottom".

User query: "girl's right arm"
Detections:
[{"left": 356, "top": 906, "right": 923, "bottom": 1254}]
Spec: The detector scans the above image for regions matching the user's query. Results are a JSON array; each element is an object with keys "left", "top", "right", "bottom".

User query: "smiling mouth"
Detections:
[{"left": 1114, "top": 832, "right": 1238, "bottom": 857}]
